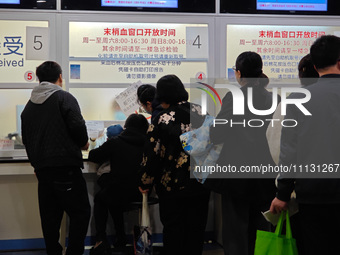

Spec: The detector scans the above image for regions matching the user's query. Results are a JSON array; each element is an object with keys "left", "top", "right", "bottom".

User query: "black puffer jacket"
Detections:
[
  {"left": 88, "top": 127, "right": 147, "bottom": 192},
  {"left": 21, "top": 82, "right": 88, "bottom": 170}
]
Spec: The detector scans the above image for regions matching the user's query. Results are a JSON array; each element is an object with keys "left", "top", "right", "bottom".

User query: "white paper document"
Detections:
[{"left": 262, "top": 198, "right": 299, "bottom": 226}]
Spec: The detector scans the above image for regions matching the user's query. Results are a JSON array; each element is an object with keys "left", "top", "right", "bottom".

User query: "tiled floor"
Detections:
[{"left": 0, "top": 242, "right": 224, "bottom": 255}]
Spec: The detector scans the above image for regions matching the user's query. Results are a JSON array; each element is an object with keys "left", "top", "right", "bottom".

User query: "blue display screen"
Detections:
[
  {"left": 101, "top": 0, "right": 178, "bottom": 8},
  {"left": 257, "top": 0, "right": 327, "bottom": 11},
  {"left": 0, "top": 0, "right": 20, "bottom": 3}
]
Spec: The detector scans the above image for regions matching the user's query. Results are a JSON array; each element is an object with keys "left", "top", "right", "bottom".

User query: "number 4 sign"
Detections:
[
  {"left": 26, "top": 26, "right": 49, "bottom": 60},
  {"left": 196, "top": 72, "right": 206, "bottom": 82},
  {"left": 186, "top": 27, "right": 209, "bottom": 59}
]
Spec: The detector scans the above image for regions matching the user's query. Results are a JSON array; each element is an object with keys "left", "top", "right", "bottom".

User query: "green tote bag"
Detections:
[{"left": 254, "top": 211, "right": 298, "bottom": 255}]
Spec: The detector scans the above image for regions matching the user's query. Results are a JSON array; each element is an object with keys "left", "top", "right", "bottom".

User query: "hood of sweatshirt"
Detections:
[
  {"left": 30, "top": 82, "right": 62, "bottom": 104},
  {"left": 118, "top": 127, "right": 147, "bottom": 146}
]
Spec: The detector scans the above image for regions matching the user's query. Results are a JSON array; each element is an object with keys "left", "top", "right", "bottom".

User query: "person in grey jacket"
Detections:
[
  {"left": 21, "top": 61, "right": 90, "bottom": 255},
  {"left": 270, "top": 35, "right": 340, "bottom": 255}
]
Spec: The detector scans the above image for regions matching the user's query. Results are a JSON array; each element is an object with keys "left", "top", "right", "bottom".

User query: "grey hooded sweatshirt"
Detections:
[{"left": 30, "top": 81, "right": 63, "bottom": 104}]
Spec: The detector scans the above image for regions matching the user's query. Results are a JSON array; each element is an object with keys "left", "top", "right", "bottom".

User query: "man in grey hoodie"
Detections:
[{"left": 21, "top": 61, "right": 91, "bottom": 255}]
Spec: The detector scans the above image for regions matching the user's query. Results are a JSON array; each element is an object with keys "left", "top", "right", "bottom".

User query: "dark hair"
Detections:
[
  {"left": 298, "top": 54, "right": 319, "bottom": 86},
  {"left": 235, "top": 51, "right": 269, "bottom": 87},
  {"left": 36, "top": 61, "right": 62, "bottom": 83},
  {"left": 137, "top": 84, "right": 156, "bottom": 105},
  {"left": 124, "top": 114, "right": 149, "bottom": 134},
  {"left": 155, "top": 74, "right": 189, "bottom": 104},
  {"left": 310, "top": 35, "right": 340, "bottom": 70}
]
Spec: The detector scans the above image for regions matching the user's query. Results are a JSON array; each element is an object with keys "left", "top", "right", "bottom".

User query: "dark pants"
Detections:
[
  {"left": 93, "top": 186, "right": 136, "bottom": 244},
  {"left": 159, "top": 190, "right": 210, "bottom": 255},
  {"left": 289, "top": 212, "right": 303, "bottom": 254},
  {"left": 221, "top": 194, "right": 271, "bottom": 255},
  {"left": 297, "top": 203, "right": 340, "bottom": 255},
  {"left": 35, "top": 167, "right": 91, "bottom": 255}
]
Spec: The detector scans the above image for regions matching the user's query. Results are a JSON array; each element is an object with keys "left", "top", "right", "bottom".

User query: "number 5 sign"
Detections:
[
  {"left": 24, "top": 71, "right": 36, "bottom": 82},
  {"left": 26, "top": 26, "right": 49, "bottom": 60}
]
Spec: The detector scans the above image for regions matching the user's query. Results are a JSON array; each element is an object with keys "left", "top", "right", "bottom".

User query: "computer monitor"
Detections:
[
  {"left": 0, "top": 0, "right": 20, "bottom": 4},
  {"left": 62, "top": 0, "right": 214, "bottom": 12},
  {"left": 257, "top": 0, "right": 327, "bottom": 12},
  {"left": 0, "top": 0, "right": 55, "bottom": 9},
  {"left": 220, "top": 0, "right": 336, "bottom": 15},
  {"left": 101, "top": 0, "right": 178, "bottom": 8}
]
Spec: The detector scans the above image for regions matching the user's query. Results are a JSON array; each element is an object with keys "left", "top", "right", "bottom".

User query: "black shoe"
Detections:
[
  {"left": 111, "top": 246, "right": 126, "bottom": 255},
  {"left": 113, "top": 238, "right": 127, "bottom": 249},
  {"left": 90, "top": 241, "right": 111, "bottom": 255}
]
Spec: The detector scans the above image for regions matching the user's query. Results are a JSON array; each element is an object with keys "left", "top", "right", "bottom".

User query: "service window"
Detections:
[
  {"left": 0, "top": 18, "right": 51, "bottom": 155},
  {"left": 68, "top": 22, "right": 209, "bottom": 84},
  {"left": 226, "top": 25, "right": 340, "bottom": 82}
]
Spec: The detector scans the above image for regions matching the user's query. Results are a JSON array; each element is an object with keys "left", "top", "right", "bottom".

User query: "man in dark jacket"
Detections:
[
  {"left": 21, "top": 61, "right": 91, "bottom": 255},
  {"left": 270, "top": 35, "right": 340, "bottom": 255},
  {"left": 88, "top": 114, "right": 148, "bottom": 254}
]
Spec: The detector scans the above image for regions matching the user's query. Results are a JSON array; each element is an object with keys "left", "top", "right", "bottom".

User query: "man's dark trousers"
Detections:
[{"left": 36, "top": 167, "right": 91, "bottom": 255}]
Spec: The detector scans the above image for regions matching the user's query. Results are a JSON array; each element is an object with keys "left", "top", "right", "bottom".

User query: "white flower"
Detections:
[
  {"left": 158, "top": 112, "right": 175, "bottom": 125},
  {"left": 192, "top": 105, "right": 202, "bottom": 115},
  {"left": 181, "top": 123, "right": 192, "bottom": 133}
]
